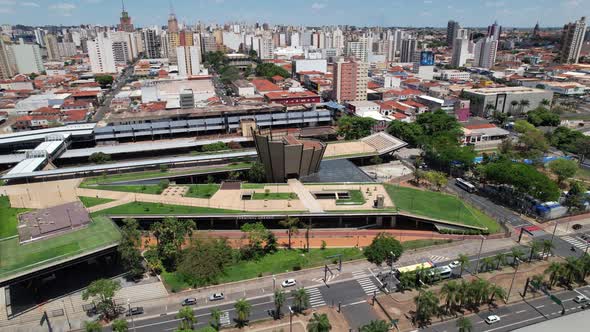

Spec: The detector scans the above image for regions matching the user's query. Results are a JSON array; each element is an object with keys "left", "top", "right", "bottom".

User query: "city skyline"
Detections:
[{"left": 0, "top": 0, "right": 588, "bottom": 28}]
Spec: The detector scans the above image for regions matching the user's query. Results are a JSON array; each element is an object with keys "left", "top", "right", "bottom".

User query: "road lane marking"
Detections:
[
  {"left": 515, "top": 310, "right": 526, "bottom": 314},
  {"left": 535, "top": 305, "right": 544, "bottom": 308},
  {"left": 484, "top": 315, "right": 545, "bottom": 332}
]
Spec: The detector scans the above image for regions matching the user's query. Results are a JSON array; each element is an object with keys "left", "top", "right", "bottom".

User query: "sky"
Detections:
[{"left": 0, "top": 0, "right": 588, "bottom": 28}]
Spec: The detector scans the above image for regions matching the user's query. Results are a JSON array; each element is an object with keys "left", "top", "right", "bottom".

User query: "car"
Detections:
[
  {"left": 485, "top": 315, "right": 500, "bottom": 324},
  {"left": 574, "top": 295, "right": 588, "bottom": 303},
  {"left": 448, "top": 261, "right": 460, "bottom": 269},
  {"left": 282, "top": 279, "right": 297, "bottom": 287},
  {"left": 181, "top": 298, "right": 197, "bottom": 306},
  {"left": 209, "top": 293, "right": 225, "bottom": 301},
  {"left": 126, "top": 307, "right": 144, "bottom": 316}
]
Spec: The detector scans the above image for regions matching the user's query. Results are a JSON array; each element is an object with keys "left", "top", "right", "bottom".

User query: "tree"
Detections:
[
  {"left": 548, "top": 159, "right": 578, "bottom": 185},
  {"left": 85, "top": 320, "right": 102, "bottom": 332},
  {"left": 528, "top": 240, "right": 543, "bottom": 262},
  {"left": 526, "top": 107, "right": 560, "bottom": 127},
  {"left": 494, "top": 252, "right": 508, "bottom": 270},
  {"left": 210, "top": 308, "right": 222, "bottom": 331},
  {"left": 480, "top": 256, "right": 496, "bottom": 273},
  {"left": 273, "top": 289, "right": 286, "bottom": 319},
  {"left": 112, "top": 319, "right": 128, "bottom": 332},
  {"left": 387, "top": 121, "right": 424, "bottom": 146},
  {"left": 151, "top": 217, "right": 195, "bottom": 268},
  {"left": 89, "top": 152, "right": 111, "bottom": 164},
  {"left": 441, "top": 280, "right": 459, "bottom": 314},
  {"left": 240, "top": 222, "right": 271, "bottom": 258},
  {"left": 457, "top": 254, "right": 470, "bottom": 276},
  {"left": 280, "top": 217, "right": 299, "bottom": 249},
  {"left": 510, "top": 100, "right": 519, "bottom": 114},
  {"left": 118, "top": 218, "right": 145, "bottom": 280},
  {"left": 219, "top": 66, "right": 240, "bottom": 84},
  {"left": 255, "top": 62, "right": 290, "bottom": 78},
  {"left": 491, "top": 111, "right": 508, "bottom": 126},
  {"left": 202, "top": 142, "right": 228, "bottom": 152},
  {"left": 291, "top": 288, "right": 310, "bottom": 313},
  {"left": 564, "top": 181, "right": 587, "bottom": 212},
  {"left": 456, "top": 317, "right": 472, "bottom": 332},
  {"left": 95, "top": 75, "right": 114, "bottom": 88},
  {"left": 177, "top": 238, "right": 233, "bottom": 287},
  {"left": 541, "top": 239, "right": 554, "bottom": 259},
  {"left": 363, "top": 233, "right": 403, "bottom": 266},
  {"left": 248, "top": 162, "right": 266, "bottom": 183},
  {"left": 423, "top": 171, "right": 448, "bottom": 191},
  {"left": 510, "top": 247, "right": 525, "bottom": 266},
  {"left": 414, "top": 290, "right": 439, "bottom": 326},
  {"left": 519, "top": 99, "right": 531, "bottom": 114},
  {"left": 177, "top": 306, "right": 196, "bottom": 330},
  {"left": 337, "top": 115, "right": 376, "bottom": 140},
  {"left": 488, "top": 284, "right": 506, "bottom": 304},
  {"left": 359, "top": 320, "right": 390, "bottom": 332},
  {"left": 81, "top": 279, "right": 121, "bottom": 320},
  {"left": 307, "top": 313, "right": 332, "bottom": 332},
  {"left": 234, "top": 298, "right": 252, "bottom": 327},
  {"left": 513, "top": 120, "right": 536, "bottom": 134}
]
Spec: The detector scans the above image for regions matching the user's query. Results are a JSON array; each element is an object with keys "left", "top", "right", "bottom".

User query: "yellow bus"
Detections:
[{"left": 394, "top": 261, "right": 434, "bottom": 276}]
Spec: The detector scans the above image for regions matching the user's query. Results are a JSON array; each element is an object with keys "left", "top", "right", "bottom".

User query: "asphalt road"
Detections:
[
  {"left": 93, "top": 63, "right": 136, "bottom": 122},
  {"left": 420, "top": 286, "right": 590, "bottom": 332}
]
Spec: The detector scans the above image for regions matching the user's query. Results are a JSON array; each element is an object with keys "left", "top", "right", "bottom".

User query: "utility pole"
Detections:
[
  {"left": 474, "top": 235, "right": 485, "bottom": 275},
  {"left": 128, "top": 299, "right": 136, "bottom": 332},
  {"left": 506, "top": 258, "right": 520, "bottom": 303}
]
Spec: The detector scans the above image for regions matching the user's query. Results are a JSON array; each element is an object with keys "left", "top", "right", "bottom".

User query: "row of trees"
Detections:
[
  {"left": 337, "top": 115, "right": 377, "bottom": 140},
  {"left": 543, "top": 255, "right": 590, "bottom": 288}
]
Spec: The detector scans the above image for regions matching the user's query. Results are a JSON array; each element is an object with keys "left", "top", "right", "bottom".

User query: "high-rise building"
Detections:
[
  {"left": 142, "top": 29, "right": 161, "bottom": 58},
  {"left": 57, "top": 42, "right": 77, "bottom": 58},
  {"left": 487, "top": 21, "right": 501, "bottom": 40},
  {"left": 34, "top": 28, "right": 46, "bottom": 47},
  {"left": 560, "top": 16, "right": 587, "bottom": 64},
  {"left": 451, "top": 29, "right": 469, "bottom": 67},
  {"left": 447, "top": 20, "right": 460, "bottom": 46},
  {"left": 88, "top": 33, "right": 117, "bottom": 73},
  {"left": 473, "top": 36, "right": 498, "bottom": 69},
  {"left": 177, "top": 46, "right": 201, "bottom": 77},
  {"left": 0, "top": 39, "right": 15, "bottom": 79},
  {"left": 10, "top": 42, "right": 45, "bottom": 74},
  {"left": 44, "top": 34, "right": 60, "bottom": 61},
  {"left": 346, "top": 37, "right": 369, "bottom": 62},
  {"left": 118, "top": 0, "right": 134, "bottom": 32},
  {"left": 333, "top": 27, "right": 344, "bottom": 49},
  {"left": 400, "top": 37, "right": 417, "bottom": 62},
  {"left": 332, "top": 57, "right": 368, "bottom": 103}
]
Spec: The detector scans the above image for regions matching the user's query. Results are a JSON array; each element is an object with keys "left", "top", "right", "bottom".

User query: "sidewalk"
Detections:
[{"left": 0, "top": 237, "right": 516, "bottom": 332}]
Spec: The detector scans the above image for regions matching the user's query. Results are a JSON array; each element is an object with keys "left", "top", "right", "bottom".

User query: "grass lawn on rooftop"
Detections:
[
  {"left": 162, "top": 248, "right": 364, "bottom": 292},
  {"left": 78, "top": 196, "right": 115, "bottom": 208},
  {"left": 0, "top": 216, "right": 120, "bottom": 279},
  {"left": 384, "top": 184, "right": 500, "bottom": 233},
  {"left": 184, "top": 184, "right": 220, "bottom": 198},
  {"left": 335, "top": 190, "right": 366, "bottom": 205},
  {"left": 91, "top": 201, "right": 243, "bottom": 216},
  {"left": 83, "top": 184, "right": 164, "bottom": 195},
  {"left": 0, "top": 196, "right": 29, "bottom": 239}
]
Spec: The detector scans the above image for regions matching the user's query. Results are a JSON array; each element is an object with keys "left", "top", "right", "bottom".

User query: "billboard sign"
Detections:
[{"left": 420, "top": 51, "right": 435, "bottom": 66}]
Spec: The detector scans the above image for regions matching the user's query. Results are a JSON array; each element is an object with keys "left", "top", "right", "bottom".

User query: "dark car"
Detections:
[
  {"left": 126, "top": 307, "right": 144, "bottom": 316},
  {"left": 181, "top": 298, "right": 197, "bottom": 306}
]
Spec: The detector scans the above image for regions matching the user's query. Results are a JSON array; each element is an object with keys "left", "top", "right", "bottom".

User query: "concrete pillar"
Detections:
[
  {"left": 376, "top": 216, "right": 383, "bottom": 227},
  {"left": 390, "top": 215, "right": 397, "bottom": 228}
]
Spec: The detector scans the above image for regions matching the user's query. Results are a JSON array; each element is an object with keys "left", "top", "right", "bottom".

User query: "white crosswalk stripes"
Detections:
[
  {"left": 219, "top": 311, "right": 231, "bottom": 326},
  {"left": 305, "top": 287, "right": 326, "bottom": 308},
  {"left": 430, "top": 255, "right": 449, "bottom": 264},
  {"left": 357, "top": 277, "right": 380, "bottom": 296},
  {"left": 562, "top": 235, "right": 589, "bottom": 250}
]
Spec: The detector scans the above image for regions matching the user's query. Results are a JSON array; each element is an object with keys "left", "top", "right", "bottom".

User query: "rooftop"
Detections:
[
  {"left": 463, "top": 86, "right": 550, "bottom": 94},
  {"left": 250, "top": 79, "right": 282, "bottom": 92}
]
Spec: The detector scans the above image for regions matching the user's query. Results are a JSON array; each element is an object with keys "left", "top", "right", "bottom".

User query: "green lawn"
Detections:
[
  {"left": 335, "top": 190, "right": 366, "bottom": 205},
  {"left": 241, "top": 183, "right": 289, "bottom": 189},
  {"left": 0, "top": 216, "right": 120, "bottom": 279},
  {"left": 83, "top": 184, "right": 164, "bottom": 195},
  {"left": 78, "top": 196, "right": 115, "bottom": 208},
  {"left": 162, "top": 248, "right": 364, "bottom": 291},
  {"left": 92, "top": 202, "right": 242, "bottom": 216},
  {"left": 251, "top": 192, "right": 298, "bottom": 200},
  {"left": 0, "top": 196, "right": 29, "bottom": 240},
  {"left": 81, "top": 162, "right": 253, "bottom": 185},
  {"left": 384, "top": 185, "right": 500, "bottom": 233},
  {"left": 184, "top": 184, "right": 219, "bottom": 198},
  {"left": 402, "top": 239, "right": 453, "bottom": 250}
]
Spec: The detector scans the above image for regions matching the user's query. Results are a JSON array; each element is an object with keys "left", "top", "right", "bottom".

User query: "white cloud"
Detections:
[
  {"left": 0, "top": 7, "right": 15, "bottom": 14},
  {"left": 311, "top": 3, "right": 327, "bottom": 10},
  {"left": 20, "top": 2, "right": 40, "bottom": 7}
]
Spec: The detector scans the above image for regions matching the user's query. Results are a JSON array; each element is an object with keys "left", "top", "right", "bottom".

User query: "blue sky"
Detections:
[{"left": 0, "top": 0, "right": 588, "bottom": 28}]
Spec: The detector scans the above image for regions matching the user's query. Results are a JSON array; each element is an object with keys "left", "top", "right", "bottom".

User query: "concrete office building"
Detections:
[
  {"left": 88, "top": 33, "right": 117, "bottom": 74},
  {"left": 487, "top": 21, "right": 501, "bottom": 40},
  {"left": 447, "top": 20, "right": 460, "bottom": 46},
  {"left": 473, "top": 36, "right": 498, "bottom": 69},
  {"left": 462, "top": 87, "right": 553, "bottom": 117},
  {"left": 254, "top": 132, "right": 326, "bottom": 183},
  {"left": 10, "top": 42, "right": 45, "bottom": 74},
  {"left": 400, "top": 37, "right": 417, "bottom": 63},
  {"left": 332, "top": 58, "right": 368, "bottom": 103},
  {"left": 34, "top": 28, "right": 46, "bottom": 47},
  {"left": 291, "top": 59, "right": 328, "bottom": 75},
  {"left": 451, "top": 29, "right": 469, "bottom": 67},
  {"left": 176, "top": 46, "right": 201, "bottom": 77},
  {"left": 58, "top": 42, "right": 77, "bottom": 58},
  {"left": 560, "top": 16, "right": 587, "bottom": 64},
  {"left": 142, "top": 29, "right": 161, "bottom": 59}
]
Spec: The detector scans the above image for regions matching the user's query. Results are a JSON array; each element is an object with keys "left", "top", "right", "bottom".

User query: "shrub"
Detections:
[{"left": 321, "top": 240, "right": 327, "bottom": 250}]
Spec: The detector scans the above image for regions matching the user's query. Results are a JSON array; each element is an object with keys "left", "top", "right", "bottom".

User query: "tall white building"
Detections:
[
  {"left": 0, "top": 39, "right": 16, "bottom": 79},
  {"left": 176, "top": 46, "right": 201, "bottom": 77},
  {"left": 332, "top": 27, "right": 344, "bottom": 49},
  {"left": 34, "top": 28, "right": 46, "bottom": 47},
  {"left": 451, "top": 29, "right": 469, "bottom": 67},
  {"left": 290, "top": 32, "right": 300, "bottom": 47},
  {"left": 10, "top": 42, "right": 45, "bottom": 74},
  {"left": 560, "top": 16, "right": 587, "bottom": 64},
  {"left": 473, "top": 36, "right": 498, "bottom": 69},
  {"left": 346, "top": 37, "right": 369, "bottom": 62},
  {"left": 88, "top": 33, "right": 117, "bottom": 73},
  {"left": 142, "top": 29, "right": 161, "bottom": 58}
]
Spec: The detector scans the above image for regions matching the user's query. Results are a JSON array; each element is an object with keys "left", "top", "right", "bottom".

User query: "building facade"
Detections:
[
  {"left": 560, "top": 16, "right": 587, "bottom": 64},
  {"left": 332, "top": 58, "right": 368, "bottom": 103},
  {"left": 462, "top": 87, "right": 554, "bottom": 117}
]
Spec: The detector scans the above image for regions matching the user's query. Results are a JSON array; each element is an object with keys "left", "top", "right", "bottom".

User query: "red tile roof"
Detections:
[
  {"left": 464, "top": 123, "right": 497, "bottom": 130},
  {"left": 250, "top": 79, "right": 282, "bottom": 92},
  {"left": 265, "top": 90, "right": 319, "bottom": 99}
]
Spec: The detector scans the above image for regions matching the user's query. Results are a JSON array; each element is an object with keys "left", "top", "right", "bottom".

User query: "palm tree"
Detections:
[
  {"left": 112, "top": 319, "right": 128, "bottom": 332},
  {"left": 510, "top": 100, "right": 519, "bottom": 114},
  {"left": 84, "top": 321, "right": 102, "bottom": 332},
  {"left": 292, "top": 288, "right": 310, "bottom": 313},
  {"left": 485, "top": 104, "right": 496, "bottom": 117},
  {"left": 457, "top": 254, "right": 470, "bottom": 276},
  {"left": 528, "top": 240, "right": 542, "bottom": 262},
  {"left": 494, "top": 252, "right": 508, "bottom": 270},
  {"left": 273, "top": 289, "right": 286, "bottom": 319},
  {"left": 531, "top": 274, "right": 545, "bottom": 290},
  {"left": 177, "top": 306, "right": 196, "bottom": 330},
  {"left": 234, "top": 298, "right": 252, "bottom": 328},
  {"left": 441, "top": 280, "right": 459, "bottom": 314},
  {"left": 564, "top": 257, "right": 584, "bottom": 285},
  {"left": 541, "top": 98, "right": 552, "bottom": 109},
  {"left": 456, "top": 316, "right": 473, "bottom": 332},
  {"left": 307, "top": 313, "right": 332, "bottom": 332},
  {"left": 360, "top": 320, "right": 391, "bottom": 332},
  {"left": 457, "top": 280, "right": 469, "bottom": 309},
  {"left": 210, "top": 308, "right": 222, "bottom": 331},
  {"left": 510, "top": 247, "right": 524, "bottom": 267},
  {"left": 488, "top": 284, "right": 506, "bottom": 305},
  {"left": 414, "top": 290, "right": 440, "bottom": 326},
  {"left": 519, "top": 99, "right": 530, "bottom": 114},
  {"left": 280, "top": 217, "right": 299, "bottom": 249},
  {"left": 545, "top": 262, "right": 563, "bottom": 288},
  {"left": 541, "top": 240, "right": 554, "bottom": 259},
  {"left": 480, "top": 257, "right": 495, "bottom": 273}
]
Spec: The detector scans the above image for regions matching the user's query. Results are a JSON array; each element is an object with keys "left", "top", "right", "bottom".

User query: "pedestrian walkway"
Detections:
[
  {"left": 288, "top": 179, "right": 324, "bottom": 213},
  {"left": 305, "top": 287, "right": 326, "bottom": 308},
  {"left": 220, "top": 311, "right": 231, "bottom": 326},
  {"left": 561, "top": 235, "right": 589, "bottom": 251},
  {"left": 356, "top": 276, "right": 379, "bottom": 296}
]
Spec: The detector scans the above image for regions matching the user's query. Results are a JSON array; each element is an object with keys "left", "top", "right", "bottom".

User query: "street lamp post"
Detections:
[
  {"left": 550, "top": 220, "right": 559, "bottom": 245},
  {"left": 128, "top": 299, "right": 136, "bottom": 332},
  {"left": 288, "top": 306, "right": 293, "bottom": 332},
  {"left": 506, "top": 258, "right": 520, "bottom": 303},
  {"left": 273, "top": 275, "right": 276, "bottom": 290},
  {"left": 474, "top": 235, "right": 485, "bottom": 275}
]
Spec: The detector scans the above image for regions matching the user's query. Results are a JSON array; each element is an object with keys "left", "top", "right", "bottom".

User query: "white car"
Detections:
[
  {"left": 448, "top": 261, "right": 460, "bottom": 269},
  {"left": 485, "top": 315, "right": 501, "bottom": 324},
  {"left": 208, "top": 293, "right": 224, "bottom": 301},
  {"left": 281, "top": 279, "right": 297, "bottom": 287},
  {"left": 574, "top": 295, "right": 588, "bottom": 303}
]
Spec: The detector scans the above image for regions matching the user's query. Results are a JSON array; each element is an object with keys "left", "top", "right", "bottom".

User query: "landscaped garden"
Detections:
[
  {"left": 184, "top": 184, "right": 220, "bottom": 198},
  {"left": 335, "top": 190, "right": 366, "bottom": 205},
  {"left": 251, "top": 192, "right": 298, "bottom": 200},
  {"left": 91, "top": 201, "right": 242, "bottom": 216},
  {"left": 80, "top": 184, "right": 165, "bottom": 195},
  {"left": 0, "top": 196, "right": 29, "bottom": 239},
  {"left": 79, "top": 196, "right": 115, "bottom": 208}
]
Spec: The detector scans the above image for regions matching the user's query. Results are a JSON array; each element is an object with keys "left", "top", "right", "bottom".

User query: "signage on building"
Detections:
[{"left": 420, "top": 51, "right": 435, "bottom": 66}]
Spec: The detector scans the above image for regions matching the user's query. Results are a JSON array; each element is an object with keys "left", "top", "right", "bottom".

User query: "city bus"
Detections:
[
  {"left": 428, "top": 266, "right": 452, "bottom": 280},
  {"left": 455, "top": 178, "right": 476, "bottom": 193},
  {"left": 393, "top": 261, "right": 434, "bottom": 277}
]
